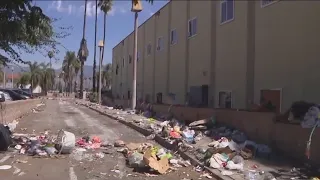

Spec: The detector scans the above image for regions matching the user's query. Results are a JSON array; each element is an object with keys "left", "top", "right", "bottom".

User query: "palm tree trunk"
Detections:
[
  {"left": 92, "top": 0, "right": 98, "bottom": 93},
  {"left": 80, "top": 0, "right": 88, "bottom": 99},
  {"left": 80, "top": 61, "right": 84, "bottom": 98}
]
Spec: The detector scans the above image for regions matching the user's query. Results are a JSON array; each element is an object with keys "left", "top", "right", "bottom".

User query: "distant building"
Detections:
[{"left": 0, "top": 73, "right": 20, "bottom": 88}]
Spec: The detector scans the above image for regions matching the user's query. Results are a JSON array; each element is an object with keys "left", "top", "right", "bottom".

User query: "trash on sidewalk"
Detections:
[
  {"left": 0, "top": 165, "right": 12, "bottom": 170},
  {"left": 143, "top": 148, "right": 169, "bottom": 174},
  {"left": 78, "top": 100, "right": 314, "bottom": 179},
  {"left": 0, "top": 124, "right": 13, "bottom": 151}
]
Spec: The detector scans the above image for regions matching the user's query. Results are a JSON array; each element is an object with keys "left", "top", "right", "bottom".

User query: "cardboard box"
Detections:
[{"left": 143, "top": 149, "right": 169, "bottom": 174}]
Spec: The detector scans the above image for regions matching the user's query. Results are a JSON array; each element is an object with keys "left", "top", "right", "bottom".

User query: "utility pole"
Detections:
[
  {"left": 98, "top": 40, "right": 104, "bottom": 105},
  {"left": 131, "top": 0, "right": 143, "bottom": 110}
]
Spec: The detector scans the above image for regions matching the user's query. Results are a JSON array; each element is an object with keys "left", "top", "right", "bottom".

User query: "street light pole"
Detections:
[
  {"left": 98, "top": 40, "right": 104, "bottom": 105},
  {"left": 131, "top": 0, "right": 142, "bottom": 110},
  {"left": 132, "top": 12, "right": 138, "bottom": 110}
]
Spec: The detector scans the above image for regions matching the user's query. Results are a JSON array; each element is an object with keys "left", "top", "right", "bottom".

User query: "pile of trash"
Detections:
[
  {"left": 110, "top": 140, "right": 191, "bottom": 175},
  {"left": 129, "top": 116, "right": 276, "bottom": 178},
  {"left": 9, "top": 129, "right": 76, "bottom": 157}
]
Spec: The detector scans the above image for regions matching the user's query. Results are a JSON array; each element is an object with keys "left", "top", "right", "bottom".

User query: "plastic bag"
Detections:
[
  {"left": 128, "top": 152, "right": 145, "bottom": 168},
  {"left": 44, "top": 146, "right": 57, "bottom": 155},
  {"left": 56, "top": 130, "right": 75, "bottom": 154},
  {"left": 226, "top": 155, "right": 244, "bottom": 170},
  {"left": 217, "top": 137, "right": 229, "bottom": 148},
  {"left": 244, "top": 170, "right": 262, "bottom": 180}
]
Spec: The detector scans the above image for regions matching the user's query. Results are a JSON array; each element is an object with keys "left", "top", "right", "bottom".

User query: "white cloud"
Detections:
[
  {"left": 49, "top": 0, "right": 76, "bottom": 15},
  {"left": 79, "top": 1, "right": 101, "bottom": 17}
]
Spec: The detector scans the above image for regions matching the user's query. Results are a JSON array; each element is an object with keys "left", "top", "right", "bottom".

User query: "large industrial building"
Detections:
[{"left": 112, "top": 0, "right": 320, "bottom": 113}]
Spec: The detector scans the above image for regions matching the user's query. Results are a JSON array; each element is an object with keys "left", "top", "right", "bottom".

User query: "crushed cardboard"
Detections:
[{"left": 143, "top": 149, "right": 169, "bottom": 174}]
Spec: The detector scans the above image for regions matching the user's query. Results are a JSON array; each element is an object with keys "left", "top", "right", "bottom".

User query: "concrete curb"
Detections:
[{"left": 80, "top": 103, "right": 232, "bottom": 180}]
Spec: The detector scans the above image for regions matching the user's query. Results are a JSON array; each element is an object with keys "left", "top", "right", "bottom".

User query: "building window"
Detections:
[
  {"left": 157, "top": 37, "right": 164, "bottom": 51},
  {"left": 147, "top": 43, "right": 152, "bottom": 56},
  {"left": 220, "top": 0, "right": 234, "bottom": 24},
  {"left": 261, "top": 0, "right": 278, "bottom": 7},
  {"left": 170, "top": 29, "right": 177, "bottom": 45},
  {"left": 188, "top": 18, "right": 197, "bottom": 37},
  {"left": 218, "top": 91, "right": 232, "bottom": 108},
  {"left": 129, "top": 55, "right": 132, "bottom": 64},
  {"left": 116, "top": 64, "right": 119, "bottom": 75},
  {"left": 137, "top": 51, "right": 140, "bottom": 61},
  {"left": 122, "top": 57, "right": 125, "bottom": 67}
]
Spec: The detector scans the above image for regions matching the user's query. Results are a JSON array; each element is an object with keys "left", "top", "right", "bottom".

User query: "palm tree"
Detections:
[
  {"left": 78, "top": 0, "right": 89, "bottom": 99},
  {"left": 48, "top": 51, "right": 54, "bottom": 68},
  {"left": 72, "top": 59, "right": 80, "bottom": 92},
  {"left": 97, "top": 0, "right": 153, "bottom": 92},
  {"left": 92, "top": 0, "right": 98, "bottom": 93},
  {"left": 98, "top": 0, "right": 112, "bottom": 94},
  {"left": 62, "top": 51, "right": 78, "bottom": 96},
  {"left": 28, "top": 62, "right": 42, "bottom": 91},
  {"left": 40, "top": 63, "right": 55, "bottom": 95},
  {"left": 102, "top": 63, "right": 112, "bottom": 89},
  {"left": 18, "top": 72, "right": 31, "bottom": 87}
]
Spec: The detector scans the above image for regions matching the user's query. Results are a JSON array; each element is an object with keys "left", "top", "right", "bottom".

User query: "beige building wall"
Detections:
[
  {"left": 188, "top": 1, "right": 212, "bottom": 87},
  {"left": 215, "top": 1, "right": 249, "bottom": 109},
  {"left": 112, "top": 0, "right": 320, "bottom": 112},
  {"left": 143, "top": 16, "right": 155, "bottom": 102},
  {"left": 254, "top": 1, "right": 320, "bottom": 112},
  {"left": 127, "top": 33, "right": 134, "bottom": 98},
  {"left": 111, "top": 47, "right": 116, "bottom": 96},
  {"left": 137, "top": 25, "right": 145, "bottom": 101},
  {"left": 169, "top": 1, "right": 187, "bottom": 104},
  {"left": 154, "top": 5, "right": 169, "bottom": 102}
]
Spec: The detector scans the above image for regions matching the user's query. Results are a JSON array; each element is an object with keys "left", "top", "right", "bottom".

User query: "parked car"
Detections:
[
  {"left": 11, "top": 89, "right": 33, "bottom": 99},
  {"left": 0, "top": 91, "right": 12, "bottom": 102},
  {"left": 0, "top": 89, "right": 27, "bottom": 101}
]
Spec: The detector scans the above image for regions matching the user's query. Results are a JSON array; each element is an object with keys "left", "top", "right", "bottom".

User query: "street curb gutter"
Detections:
[{"left": 80, "top": 104, "right": 232, "bottom": 180}]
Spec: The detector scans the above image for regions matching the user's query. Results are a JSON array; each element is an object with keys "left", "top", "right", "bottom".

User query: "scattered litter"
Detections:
[
  {"left": 114, "top": 140, "right": 125, "bottom": 147},
  {"left": 0, "top": 165, "right": 12, "bottom": 170},
  {"left": 15, "top": 159, "right": 28, "bottom": 164},
  {"left": 95, "top": 152, "right": 105, "bottom": 158},
  {"left": 200, "top": 173, "right": 213, "bottom": 179},
  {"left": 145, "top": 173, "right": 158, "bottom": 177},
  {"left": 221, "top": 170, "right": 234, "bottom": 176}
]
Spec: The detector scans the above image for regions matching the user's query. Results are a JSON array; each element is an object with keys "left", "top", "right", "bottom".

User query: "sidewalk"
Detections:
[{"left": 76, "top": 100, "right": 319, "bottom": 180}]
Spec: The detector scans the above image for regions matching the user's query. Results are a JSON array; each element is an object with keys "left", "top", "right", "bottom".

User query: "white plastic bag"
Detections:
[{"left": 56, "top": 130, "right": 75, "bottom": 154}]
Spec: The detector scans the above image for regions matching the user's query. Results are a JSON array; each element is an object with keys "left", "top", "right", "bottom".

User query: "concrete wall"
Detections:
[
  {"left": 151, "top": 104, "right": 320, "bottom": 165},
  {"left": 1, "top": 99, "right": 42, "bottom": 124}
]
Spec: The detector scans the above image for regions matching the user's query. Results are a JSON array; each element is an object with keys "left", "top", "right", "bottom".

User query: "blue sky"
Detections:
[{"left": 20, "top": 0, "right": 168, "bottom": 69}]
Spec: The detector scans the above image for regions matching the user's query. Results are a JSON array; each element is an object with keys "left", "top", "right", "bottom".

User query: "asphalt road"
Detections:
[{"left": 0, "top": 99, "right": 207, "bottom": 180}]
